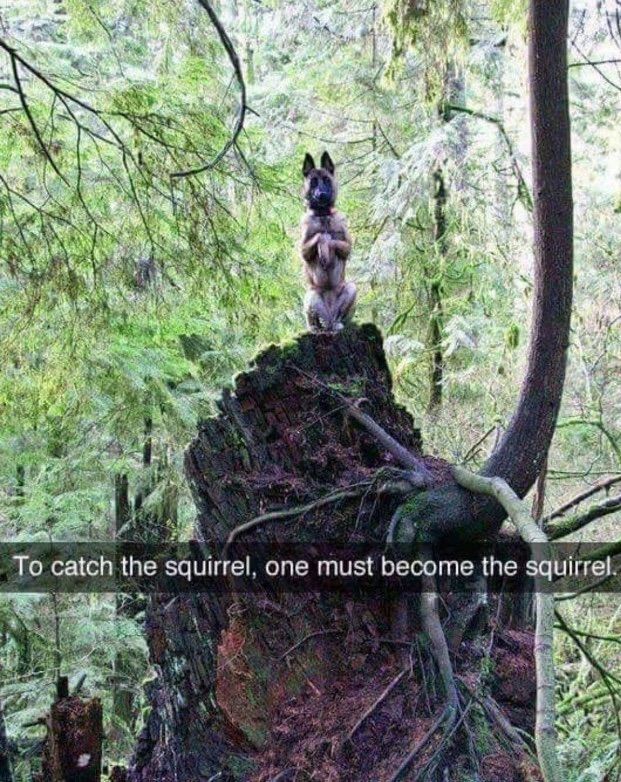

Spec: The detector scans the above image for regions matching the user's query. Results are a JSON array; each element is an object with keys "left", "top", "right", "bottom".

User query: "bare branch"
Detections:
[
  {"left": 542, "top": 474, "right": 621, "bottom": 524},
  {"left": 547, "top": 493, "right": 621, "bottom": 540},
  {"left": 171, "top": 0, "right": 247, "bottom": 178},
  {"left": 447, "top": 103, "right": 533, "bottom": 211},
  {"left": 9, "top": 52, "right": 68, "bottom": 184}
]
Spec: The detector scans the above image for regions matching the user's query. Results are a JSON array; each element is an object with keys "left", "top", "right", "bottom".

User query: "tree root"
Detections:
[
  {"left": 419, "top": 545, "right": 459, "bottom": 713},
  {"left": 388, "top": 706, "right": 453, "bottom": 782},
  {"left": 343, "top": 401, "right": 432, "bottom": 486},
  {"left": 223, "top": 471, "right": 415, "bottom": 556},
  {"left": 459, "top": 678, "right": 532, "bottom": 754},
  {"left": 388, "top": 545, "right": 460, "bottom": 782},
  {"left": 289, "top": 365, "right": 432, "bottom": 487},
  {"left": 412, "top": 699, "right": 473, "bottom": 782},
  {"left": 452, "top": 465, "right": 562, "bottom": 782},
  {"left": 279, "top": 628, "right": 344, "bottom": 661},
  {"left": 345, "top": 668, "right": 407, "bottom": 743}
]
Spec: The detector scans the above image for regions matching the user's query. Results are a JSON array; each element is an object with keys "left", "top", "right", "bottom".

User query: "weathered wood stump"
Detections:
[
  {"left": 128, "top": 324, "right": 536, "bottom": 782},
  {"left": 37, "top": 696, "right": 102, "bottom": 782}
]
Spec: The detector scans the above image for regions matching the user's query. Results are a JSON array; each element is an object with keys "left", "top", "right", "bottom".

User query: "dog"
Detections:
[{"left": 300, "top": 151, "right": 356, "bottom": 332}]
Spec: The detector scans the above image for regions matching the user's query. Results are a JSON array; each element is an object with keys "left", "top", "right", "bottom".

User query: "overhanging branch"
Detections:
[{"left": 171, "top": 0, "right": 247, "bottom": 178}]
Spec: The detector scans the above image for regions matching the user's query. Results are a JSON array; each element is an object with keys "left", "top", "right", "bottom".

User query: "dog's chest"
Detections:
[{"left": 314, "top": 214, "right": 344, "bottom": 240}]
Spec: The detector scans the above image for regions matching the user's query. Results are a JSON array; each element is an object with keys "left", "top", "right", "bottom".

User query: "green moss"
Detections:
[
  {"left": 505, "top": 323, "right": 520, "bottom": 350},
  {"left": 471, "top": 704, "right": 493, "bottom": 754},
  {"left": 327, "top": 377, "right": 365, "bottom": 396},
  {"left": 480, "top": 654, "right": 496, "bottom": 685},
  {"left": 227, "top": 753, "right": 256, "bottom": 779},
  {"left": 393, "top": 494, "right": 435, "bottom": 544},
  {"left": 241, "top": 722, "right": 269, "bottom": 748}
]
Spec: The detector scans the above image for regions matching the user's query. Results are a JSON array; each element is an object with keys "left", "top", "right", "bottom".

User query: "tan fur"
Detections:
[{"left": 300, "top": 154, "right": 356, "bottom": 332}]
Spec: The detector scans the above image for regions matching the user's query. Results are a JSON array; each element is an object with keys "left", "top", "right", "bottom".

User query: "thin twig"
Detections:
[
  {"left": 279, "top": 629, "right": 344, "bottom": 661},
  {"left": 171, "top": 0, "right": 247, "bottom": 177},
  {"left": 346, "top": 669, "right": 407, "bottom": 742}
]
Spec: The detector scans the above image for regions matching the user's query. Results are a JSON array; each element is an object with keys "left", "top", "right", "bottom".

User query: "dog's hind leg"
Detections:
[
  {"left": 333, "top": 281, "right": 357, "bottom": 329},
  {"left": 304, "top": 289, "right": 330, "bottom": 332}
]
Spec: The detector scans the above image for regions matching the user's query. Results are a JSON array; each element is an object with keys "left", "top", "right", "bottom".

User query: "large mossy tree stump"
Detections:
[{"left": 128, "top": 324, "right": 536, "bottom": 782}]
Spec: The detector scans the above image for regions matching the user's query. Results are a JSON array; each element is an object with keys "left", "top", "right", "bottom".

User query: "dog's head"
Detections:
[{"left": 303, "top": 151, "right": 337, "bottom": 213}]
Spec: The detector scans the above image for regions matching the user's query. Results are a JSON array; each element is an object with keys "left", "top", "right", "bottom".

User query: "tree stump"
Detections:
[
  {"left": 128, "top": 324, "right": 536, "bottom": 782},
  {"left": 38, "top": 696, "right": 102, "bottom": 782}
]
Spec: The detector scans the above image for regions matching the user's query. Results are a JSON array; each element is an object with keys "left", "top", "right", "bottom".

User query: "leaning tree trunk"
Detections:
[
  {"left": 485, "top": 0, "right": 572, "bottom": 500},
  {"left": 402, "top": 0, "right": 573, "bottom": 542}
]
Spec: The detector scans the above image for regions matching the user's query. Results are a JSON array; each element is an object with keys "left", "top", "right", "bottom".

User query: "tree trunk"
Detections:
[
  {"left": 114, "top": 474, "right": 131, "bottom": 536},
  {"left": 112, "top": 472, "right": 135, "bottom": 737},
  {"left": 427, "top": 64, "right": 466, "bottom": 412},
  {"left": 428, "top": 168, "right": 446, "bottom": 411},
  {"left": 401, "top": 0, "right": 573, "bottom": 541},
  {"left": 37, "top": 696, "right": 102, "bottom": 782},
  {"left": 484, "top": 0, "right": 572, "bottom": 498},
  {"left": 0, "top": 702, "right": 12, "bottom": 782},
  {"left": 491, "top": 37, "right": 510, "bottom": 234}
]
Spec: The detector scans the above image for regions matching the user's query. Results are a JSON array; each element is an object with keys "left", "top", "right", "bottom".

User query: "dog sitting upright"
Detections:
[{"left": 300, "top": 151, "right": 356, "bottom": 332}]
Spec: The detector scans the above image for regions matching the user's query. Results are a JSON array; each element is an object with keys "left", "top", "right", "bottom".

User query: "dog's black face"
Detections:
[{"left": 303, "top": 151, "right": 337, "bottom": 213}]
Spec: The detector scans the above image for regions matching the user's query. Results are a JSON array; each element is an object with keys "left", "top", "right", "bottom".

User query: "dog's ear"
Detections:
[
  {"left": 303, "top": 153, "right": 316, "bottom": 177},
  {"left": 320, "top": 151, "right": 335, "bottom": 175}
]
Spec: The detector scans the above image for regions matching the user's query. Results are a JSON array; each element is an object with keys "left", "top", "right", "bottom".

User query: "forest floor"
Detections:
[{"left": 227, "top": 623, "right": 540, "bottom": 781}]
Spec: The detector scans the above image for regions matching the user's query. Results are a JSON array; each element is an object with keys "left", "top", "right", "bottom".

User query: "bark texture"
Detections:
[
  {"left": 127, "top": 325, "right": 537, "bottom": 782},
  {"left": 0, "top": 703, "right": 12, "bottom": 782},
  {"left": 484, "top": 0, "right": 573, "bottom": 495},
  {"left": 36, "top": 696, "right": 102, "bottom": 782},
  {"left": 128, "top": 325, "right": 433, "bottom": 782},
  {"left": 399, "top": 0, "right": 573, "bottom": 542}
]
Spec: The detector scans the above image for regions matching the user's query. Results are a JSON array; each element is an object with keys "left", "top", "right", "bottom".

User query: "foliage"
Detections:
[{"left": 0, "top": 0, "right": 620, "bottom": 778}]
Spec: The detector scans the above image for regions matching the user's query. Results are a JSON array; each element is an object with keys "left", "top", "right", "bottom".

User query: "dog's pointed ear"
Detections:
[
  {"left": 303, "top": 153, "right": 316, "bottom": 177},
  {"left": 320, "top": 150, "right": 335, "bottom": 175}
]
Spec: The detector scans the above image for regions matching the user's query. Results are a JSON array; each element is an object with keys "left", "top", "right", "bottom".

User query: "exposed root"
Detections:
[
  {"left": 419, "top": 545, "right": 459, "bottom": 713},
  {"left": 388, "top": 706, "right": 453, "bottom": 782},
  {"left": 387, "top": 546, "right": 460, "bottom": 782},
  {"left": 267, "top": 770, "right": 295, "bottom": 782},
  {"left": 289, "top": 365, "right": 432, "bottom": 486},
  {"left": 345, "top": 668, "right": 407, "bottom": 743},
  {"left": 223, "top": 472, "right": 414, "bottom": 556},
  {"left": 452, "top": 465, "right": 562, "bottom": 782},
  {"left": 344, "top": 401, "right": 432, "bottom": 486},
  {"left": 459, "top": 679, "right": 532, "bottom": 754},
  {"left": 483, "top": 695, "right": 533, "bottom": 754},
  {"left": 412, "top": 699, "right": 473, "bottom": 782},
  {"left": 279, "top": 628, "right": 344, "bottom": 661}
]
